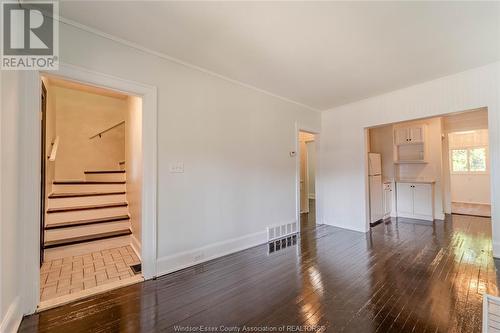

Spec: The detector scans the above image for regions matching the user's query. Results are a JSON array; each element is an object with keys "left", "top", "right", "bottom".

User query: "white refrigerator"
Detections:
[{"left": 368, "top": 153, "right": 384, "bottom": 224}]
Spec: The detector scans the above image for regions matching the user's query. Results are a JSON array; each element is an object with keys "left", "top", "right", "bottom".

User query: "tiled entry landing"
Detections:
[{"left": 40, "top": 245, "right": 141, "bottom": 302}]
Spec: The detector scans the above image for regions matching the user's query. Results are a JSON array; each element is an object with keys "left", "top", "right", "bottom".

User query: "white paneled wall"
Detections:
[{"left": 319, "top": 63, "right": 500, "bottom": 254}]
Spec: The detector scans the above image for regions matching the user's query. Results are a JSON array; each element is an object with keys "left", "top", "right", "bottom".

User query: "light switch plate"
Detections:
[{"left": 169, "top": 162, "right": 184, "bottom": 173}]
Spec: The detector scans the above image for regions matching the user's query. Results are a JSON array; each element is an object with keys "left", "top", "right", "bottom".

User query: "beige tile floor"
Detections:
[{"left": 40, "top": 245, "right": 141, "bottom": 301}]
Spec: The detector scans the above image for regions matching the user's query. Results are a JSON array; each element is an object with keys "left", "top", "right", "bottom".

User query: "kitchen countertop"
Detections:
[{"left": 395, "top": 178, "right": 436, "bottom": 184}]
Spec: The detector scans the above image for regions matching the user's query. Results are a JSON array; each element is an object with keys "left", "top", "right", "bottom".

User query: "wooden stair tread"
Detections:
[
  {"left": 84, "top": 170, "right": 126, "bottom": 174},
  {"left": 45, "top": 221, "right": 131, "bottom": 240},
  {"left": 53, "top": 180, "right": 126, "bottom": 184},
  {"left": 44, "top": 229, "right": 132, "bottom": 248},
  {"left": 49, "top": 191, "right": 126, "bottom": 198},
  {"left": 47, "top": 202, "right": 128, "bottom": 213},
  {"left": 45, "top": 214, "right": 130, "bottom": 229}
]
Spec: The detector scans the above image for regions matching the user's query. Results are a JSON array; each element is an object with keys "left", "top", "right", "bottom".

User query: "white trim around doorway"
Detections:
[{"left": 22, "top": 63, "right": 158, "bottom": 314}]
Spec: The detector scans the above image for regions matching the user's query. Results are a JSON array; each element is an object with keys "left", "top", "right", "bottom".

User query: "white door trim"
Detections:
[
  {"left": 295, "top": 123, "right": 319, "bottom": 233},
  {"left": 22, "top": 63, "right": 158, "bottom": 313}
]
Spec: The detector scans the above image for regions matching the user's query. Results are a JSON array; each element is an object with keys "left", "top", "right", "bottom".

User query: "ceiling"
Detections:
[{"left": 60, "top": 1, "right": 500, "bottom": 110}]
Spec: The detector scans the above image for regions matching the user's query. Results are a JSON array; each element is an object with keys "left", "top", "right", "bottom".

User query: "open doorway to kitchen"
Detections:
[
  {"left": 299, "top": 131, "right": 317, "bottom": 231},
  {"left": 366, "top": 107, "right": 491, "bottom": 228},
  {"left": 38, "top": 75, "right": 144, "bottom": 309}
]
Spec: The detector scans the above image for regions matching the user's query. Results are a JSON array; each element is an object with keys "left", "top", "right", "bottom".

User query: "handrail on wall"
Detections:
[
  {"left": 48, "top": 136, "right": 59, "bottom": 161},
  {"left": 89, "top": 120, "right": 125, "bottom": 139}
]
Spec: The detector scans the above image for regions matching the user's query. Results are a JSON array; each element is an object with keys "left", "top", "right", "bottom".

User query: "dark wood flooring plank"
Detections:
[{"left": 19, "top": 215, "right": 498, "bottom": 333}]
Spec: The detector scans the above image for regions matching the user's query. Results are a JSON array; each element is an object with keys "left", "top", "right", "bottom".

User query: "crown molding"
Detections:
[{"left": 56, "top": 16, "right": 321, "bottom": 113}]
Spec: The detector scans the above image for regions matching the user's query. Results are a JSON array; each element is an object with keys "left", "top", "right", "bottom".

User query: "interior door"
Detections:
[
  {"left": 40, "top": 82, "right": 47, "bottom": 265},
  {"left": 396, "top": 182, "right": 413, "bottom": 215},
  {"left": 299, "top": 140, "right": 309, "bottom": 213},
  {"left": 413, "top": 184, "right": 433, "bottom": 216}
]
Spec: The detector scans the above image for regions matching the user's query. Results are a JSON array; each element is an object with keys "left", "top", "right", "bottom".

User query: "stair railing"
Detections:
[
  {"left": 89, "top": 120, "right": 125, "bottom": 139},
  {"left": 48, "top": 136, "right": 59, "bottom": 161}
]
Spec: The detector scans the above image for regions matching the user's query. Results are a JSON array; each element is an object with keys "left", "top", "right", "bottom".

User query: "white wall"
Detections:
[
  {"left": 450, "top": 174, "right": 491, "bottom": 204},
  {"left": 57, "top": 22, "right": 321, "bottom": 273},
  {"left": 125, "top": 96, "right": 143, "bottom": 252},
  {"left": 0, "top": 71, "right": 24, "bottom": 332},
  {"left": 53, "top": 85, "right": 127, "bottom": 180},
  {"left": 319, "top": 63, "right": 499, "bottom": 243}
]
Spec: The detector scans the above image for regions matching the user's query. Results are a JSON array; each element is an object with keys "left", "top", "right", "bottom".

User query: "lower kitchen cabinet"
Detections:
[{"left": 396, "top": 182, "right": 434, "bottom": 221}]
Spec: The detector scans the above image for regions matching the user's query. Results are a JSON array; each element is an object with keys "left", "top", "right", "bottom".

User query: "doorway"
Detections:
[
  {"left": 299, "top": 131, "right": 316, "bottom": 231},
  {"left": 365, "top": 107, "right": 491, "bottom": 227},
  {"left": 442, "top": 108, "right": 491, "bottom": 218},
  {"left": 38, "top": 75, "right": 144, "bottom": 308}
]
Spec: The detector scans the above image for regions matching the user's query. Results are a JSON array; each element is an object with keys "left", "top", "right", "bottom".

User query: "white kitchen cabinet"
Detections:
[
  {"left": 396, "top": 182, "right": 434, "bottom": 221},
  {"left": 413, "top": 184, "right": 433, "bottom": 216},
  {"left": 395, "top": 128, "right": 409, "bottom": 145},
  {"left": 409, "top": 126, "right": 424, "bottom": 143},
  {"left": 396, "top": 183, "right": 414, "bottom": 215},
  {"left": 394, "top": 125, "right": 425, "bottom": 145},
  {"left": 393, "top": 124, "right": 427, "bottom": 163}
]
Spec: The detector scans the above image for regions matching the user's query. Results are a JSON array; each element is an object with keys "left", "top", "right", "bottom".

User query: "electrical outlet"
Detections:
[
  {"left": 169, "top": 162, "right": 184, "bottom": 173},
  {"left": 193, "top": 251, "right": 204, "bottom": 262}
]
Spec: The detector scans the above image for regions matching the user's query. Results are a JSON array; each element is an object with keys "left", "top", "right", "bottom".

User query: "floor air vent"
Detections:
[
  {"left": 130, "top": 263, "right": 142, "bottom": 274},
  {"left": 267, "top": 221, "right": 298, "bottom": 254},
  {"left": 268, "top": 234, "right": 297, "bottom": 254},
  {"left": 267, "top": 222, "right": 297, "bottom": 241}
]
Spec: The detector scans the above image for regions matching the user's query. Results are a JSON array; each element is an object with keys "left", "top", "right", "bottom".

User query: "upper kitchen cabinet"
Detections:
[
  {"left": 394, "top": 125, "right": 425, "bottom": 145},
  {"left": 393, "top": 124, "right": 427, "bottom": 163}
]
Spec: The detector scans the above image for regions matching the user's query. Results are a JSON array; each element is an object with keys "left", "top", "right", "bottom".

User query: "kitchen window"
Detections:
[{"left": 451, "top": 147, "right": 488, "bottom": 173}]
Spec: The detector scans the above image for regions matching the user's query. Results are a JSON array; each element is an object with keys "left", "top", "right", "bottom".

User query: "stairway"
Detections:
[{"left": 44, "top": 170, "right": 132, "bottom": 249}]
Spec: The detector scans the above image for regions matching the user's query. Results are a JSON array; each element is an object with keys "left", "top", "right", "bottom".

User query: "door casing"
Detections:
[{"left": 21, "top": 63, "right": 158, "bottom": 313}]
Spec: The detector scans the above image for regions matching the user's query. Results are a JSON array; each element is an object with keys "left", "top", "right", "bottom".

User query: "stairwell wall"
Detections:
[
  {"left": 52, "top": 85, "right": 127, "bottom": 180},
  {"left": 125, "top": 96, "right": 143, "bottom": 254},
  {"left": 41, "top": 77, "right": 57, "bottom": 200}
]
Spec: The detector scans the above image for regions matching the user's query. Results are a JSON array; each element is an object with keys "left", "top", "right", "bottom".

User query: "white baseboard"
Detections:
[
  {"left": 435, "top": 212, "right": 445, "bottom": 220},
  {"left": 322, "top": 220, "right": 368, "bottom": 233},
  {"left": 396, "top": 212, "right": 434, "bottom": 222},
  {"left": 130, "top": 234, "right": 142, "bottom": 260},
  {"left": 493, "top": 241, "right": 500, "bottom": 259},
  {"left": 0, "top": 296, "right": 22, "bottom": 333},
  {"left": 156, "top": 231, "right": 267, "bottom": 276},
  {"left": 453, "top": 201, "right": 491, "bottom": 206}
]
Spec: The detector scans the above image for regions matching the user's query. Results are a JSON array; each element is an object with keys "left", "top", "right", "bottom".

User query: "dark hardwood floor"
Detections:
[
  {"left": 301, "top": 199, "right": 316, "bottom": 231},
  {"left": 19, "top": 214, "right": 497, "bottom": 332}
]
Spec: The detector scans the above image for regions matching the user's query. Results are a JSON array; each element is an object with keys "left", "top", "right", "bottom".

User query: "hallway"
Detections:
[
  {"left": 19, "top": 214, "right": 497, "bottom": 332},
  {"left": 300, "top": 199, "right": 316, "bottom": 231}
]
